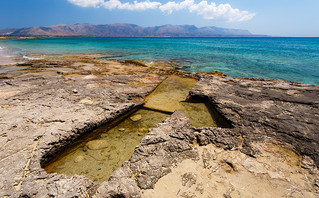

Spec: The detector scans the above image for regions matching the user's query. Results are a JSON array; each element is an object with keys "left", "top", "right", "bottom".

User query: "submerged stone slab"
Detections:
[
  {"left": 86, "top": 140, "right": 109, "bottom": 150},
  {"left": 144, "top": 75, "right": 197, "bottom": 113}
]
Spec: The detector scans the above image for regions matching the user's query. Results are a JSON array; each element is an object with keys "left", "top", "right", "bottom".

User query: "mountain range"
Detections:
[{"left": 0, "top": 23, "right": 256, "bottom": 37}]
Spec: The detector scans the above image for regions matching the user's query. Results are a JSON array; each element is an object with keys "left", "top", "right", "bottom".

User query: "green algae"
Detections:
[{"left": 44, "top": 75, "right": 220, "bottom": 183}]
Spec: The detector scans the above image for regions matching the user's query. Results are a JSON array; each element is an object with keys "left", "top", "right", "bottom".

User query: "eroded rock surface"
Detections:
[
  {"left": 0, "top": 56, "right": 318, "bottom": 197},
  {"left": 94, "top": 110, "right": 242, "bottom": 197},
  {"left": 0, "top": 56, "right": 168, "bottom": 197},
  {"left": 190, "top": 75, "right": 319, "bottom": 165},
  {"left": 141, "top": 142, "right": 319, "bottom": 198}
]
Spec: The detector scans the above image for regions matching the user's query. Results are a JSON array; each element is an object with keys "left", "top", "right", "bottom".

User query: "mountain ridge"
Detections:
[{"left": 0, "top": 23, "right": 260, "bottom": 37}]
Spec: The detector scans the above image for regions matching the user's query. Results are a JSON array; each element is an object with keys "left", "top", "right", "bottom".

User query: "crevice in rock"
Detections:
[
  {"left": 187, "top": 94, "right": 233, "bottom": 128},
  {"left": 40, "top": 75, "right": 232, "bottom": 185},
  {"left": 40, "top": 103, "right": 142, "bottom": 168}
]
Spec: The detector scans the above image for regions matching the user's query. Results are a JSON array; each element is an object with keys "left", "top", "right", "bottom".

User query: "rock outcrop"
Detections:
[
  {"left": 94, "top": 110, "right": 242, "bottom": 197},
  {"left": 0, "top": 56, "right": 318, "bottom": 197},
  {"left": 189, "top": 74, "right": 319, "bottom": 166}
]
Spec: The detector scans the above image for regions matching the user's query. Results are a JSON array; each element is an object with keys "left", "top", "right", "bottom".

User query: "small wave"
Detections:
[
  {"left": 0, "top": 46, "right": 4, "bottom": 50},
  {"left": 23, "top": 55, "right": 42, "bottom": 60}
]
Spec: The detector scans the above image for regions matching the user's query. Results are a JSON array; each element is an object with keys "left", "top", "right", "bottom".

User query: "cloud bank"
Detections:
[{"left": 68, "top": 0, "right": 255, "bottom": 22}]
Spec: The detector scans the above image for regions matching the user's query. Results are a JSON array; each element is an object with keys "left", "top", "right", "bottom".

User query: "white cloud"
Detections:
[
  {"left": 188, "top": 1, "right": 256, "bottom": 21},
  {"left": 68, "top": 0, "right": 255, "bottom": 22},
  {"left": 102, "top": 0, "right": 161, "bottom": 10},
  {"left": 68, "top": 0, "right": 104, "bottom": 7},
  {"left": 159, "top": 0, "right": 194, "bottom": 14}
]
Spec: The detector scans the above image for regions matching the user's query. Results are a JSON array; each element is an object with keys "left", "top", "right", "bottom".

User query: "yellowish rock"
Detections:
[
  {"left": 79, "top": 98, "right": 94, "bottom": 104},
  {"left": 130, "top": 114, "right": 142, "bottom": 121},
  {"left": 74, "top": 155, "right": 84, "bottom": 163},
  {"left": 86, "top": 140, "right": 108, "bottom": 150}
]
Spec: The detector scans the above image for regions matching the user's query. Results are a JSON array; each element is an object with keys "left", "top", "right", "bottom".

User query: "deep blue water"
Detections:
[{"left": 1, "top": 37, "right": 318, "bottom": 85}]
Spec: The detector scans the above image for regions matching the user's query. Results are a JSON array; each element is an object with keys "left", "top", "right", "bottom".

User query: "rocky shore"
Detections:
[{"left": 0, "top": 55, "right": 318, "bottom": 197}]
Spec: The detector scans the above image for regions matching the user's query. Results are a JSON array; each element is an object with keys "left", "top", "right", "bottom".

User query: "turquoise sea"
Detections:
[{"left": 0, "top": 37, "right": 318, "bottom": 85}]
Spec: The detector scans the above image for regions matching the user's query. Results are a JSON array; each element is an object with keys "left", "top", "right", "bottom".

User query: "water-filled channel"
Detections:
[{"left": 44, "top": 75, "right": 221, "bottom": 183}]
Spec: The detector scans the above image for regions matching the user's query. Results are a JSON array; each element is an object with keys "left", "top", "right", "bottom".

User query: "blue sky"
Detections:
[{"left": 0, "top": 0, "right": 318, "bottom": 36}]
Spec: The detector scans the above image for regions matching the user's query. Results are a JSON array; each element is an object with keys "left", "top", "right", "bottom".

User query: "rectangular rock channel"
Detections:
[{"left": 43, "top": 75, "right": 228, "bottom": 183}]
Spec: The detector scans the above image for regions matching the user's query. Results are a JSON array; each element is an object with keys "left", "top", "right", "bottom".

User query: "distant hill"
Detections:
[
  {"left": 0, "top": 28, "right": 19, "bottom": 35},
  {"left": 0, "top": 23, "right": 256, "bottom": 37}
]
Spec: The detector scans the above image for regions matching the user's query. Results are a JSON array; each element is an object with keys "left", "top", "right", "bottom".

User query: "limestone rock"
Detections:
[
  {"left": 189, "top": 74, "right": 319, "bottom": 166},
  {"left": 130, "top": 114, "right": 142, "bottom": 122},
  {"left": 74, "top": 155, "right": 84, "bottom": 163},
  {"left": 181, "top": 172, "right": 197, "bottom": 187},
  {"left": 86, "top": 140, "right": 108, "bottom": 150},
  {"left": 94, "top": 178, "right": 141, "bottom": 198}
]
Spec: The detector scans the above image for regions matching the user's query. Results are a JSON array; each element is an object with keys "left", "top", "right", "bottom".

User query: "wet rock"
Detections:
[
  {"left": 86, "top": 140, "right": 108, "bottom": 150},
  {"left": 130, "top": 114, "right": 142, "bottom": 121},
  {"left": 74, "top": 155, "right": 84, "bottom": 163}
]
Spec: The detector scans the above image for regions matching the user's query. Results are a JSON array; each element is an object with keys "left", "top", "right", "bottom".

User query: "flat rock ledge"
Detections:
[
  {"left": 189, "top": 74, "right": 319, "bottom": 166},
  {"left": 0, "top": 57, "right": 318, "bottom": 197}
]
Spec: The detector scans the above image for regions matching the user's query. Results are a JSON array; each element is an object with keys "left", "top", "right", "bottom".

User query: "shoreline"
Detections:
[
  {"left": 1, "top": 37, "right": 318, "bottom": 85},
  {"left": 0, "top": 46, "right": 22, "bottom": 65},
  {"left": 0, "top": 50, "right": 316, "bottom": 86}
]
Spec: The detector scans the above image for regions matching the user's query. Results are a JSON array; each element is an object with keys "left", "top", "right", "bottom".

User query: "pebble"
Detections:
[
  {"left": 86, "top": 140, "right": 108, "bottom": 150},
  {"left": 138, "top": 128, "right": 147, "bottom": 133},
  {"left": 74, "top": 155, "right": 84, "bottom": 163},
  {"left": 118, "top": 128, "right": 125, "bottom": 132},
  {"left": 73, "top": 89, "right": 78, "bottom": 94},
  {"left": 130, "top": 114, "right": 142, "bottom": 121}
]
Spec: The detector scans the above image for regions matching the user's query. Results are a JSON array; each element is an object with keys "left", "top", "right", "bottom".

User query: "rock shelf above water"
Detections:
[{"left": 0, "top": 56, "right": 318, "bottom": 197}]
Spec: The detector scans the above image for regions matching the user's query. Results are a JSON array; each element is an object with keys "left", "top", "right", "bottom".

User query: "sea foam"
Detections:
[{"left": 23, "top": 55, "right": 42, "bottom": 60}]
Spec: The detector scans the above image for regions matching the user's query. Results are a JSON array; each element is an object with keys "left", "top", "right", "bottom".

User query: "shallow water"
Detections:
[
  {"left": 45, "top": 108, "right": 169, "bottom": 183},
  {"left": 44, "top": 76, "right": 219, "bottom": 183},
  {"left": 0, "top": 37, "right": 318, "bottom": 85},
  {"left": 144, "top": 75, "right": 198, "bottom": 113}
]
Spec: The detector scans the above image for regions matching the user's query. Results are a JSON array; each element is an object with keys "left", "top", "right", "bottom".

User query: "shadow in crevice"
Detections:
[
  {"left": 186, "top": 94, "right": 233, "bottom": 129},
  {"left": 40, "top": 104, "right": 142, "bottom": 170}
]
